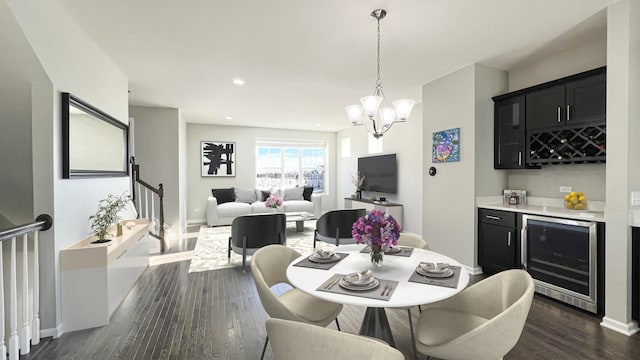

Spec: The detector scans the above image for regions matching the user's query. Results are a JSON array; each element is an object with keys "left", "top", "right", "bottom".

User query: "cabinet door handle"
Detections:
[
  {"left": 518, "top": 151, "right": 522, "bottom": 166},
  {"left": 566, "top": 105, "right": 571, "bottom": 121},
  {"left": 557, "top": 106, "right": 562, "bottom": 123},
  {"left": 507, "top": 231, "right": 511, "bottom": 246},
  {"left": 486, "top": 215, "right": 502, "bottom": 220}
]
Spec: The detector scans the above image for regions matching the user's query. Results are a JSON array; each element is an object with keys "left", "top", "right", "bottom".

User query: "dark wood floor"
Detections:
[{"left": 25, "top": 260, "right": 640, "bottom": 360}]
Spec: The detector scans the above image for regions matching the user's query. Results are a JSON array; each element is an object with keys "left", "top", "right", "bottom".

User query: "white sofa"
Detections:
[{"left": 207, "top": 188, "right": 322, "bottom": 226}]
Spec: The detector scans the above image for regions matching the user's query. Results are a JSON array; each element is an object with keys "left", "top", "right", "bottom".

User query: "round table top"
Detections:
[{"left": 286, "top": 244, "right": 470, "bottom": 308}]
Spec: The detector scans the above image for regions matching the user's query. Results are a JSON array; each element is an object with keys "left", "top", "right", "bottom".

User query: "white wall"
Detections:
[
  {"left": 130, "top": 106, "right": 182, "bottom": 234},
  {"left": 8, "top": 0, "right": 129, "bottom": 335},
  {"left": 186, "top": 124, "right": 336, "bottom": 222},
  {"left": 178, "top": 111, "right": 187, "bottom": 232},
  {"left": 336, "top": 104, "right": 423, "bottom": 234},
  {"left": 505, "top": 29, "right": 607, "bottom": 200},
  {"left": 602, "top": 0, "right": 640, "bottom": 335}
]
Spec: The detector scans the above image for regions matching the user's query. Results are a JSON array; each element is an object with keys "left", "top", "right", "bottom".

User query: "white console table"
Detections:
[
  {"left": 344, "top": 198, "right": 404, "bottom": 227},
  {"left": 61, "top": 219, "right": 150, "bottom": 332}
]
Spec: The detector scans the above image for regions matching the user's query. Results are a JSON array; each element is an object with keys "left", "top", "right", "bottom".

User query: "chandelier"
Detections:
[{"left": 345, "top": 9, "right": 415, "bottom": 138}]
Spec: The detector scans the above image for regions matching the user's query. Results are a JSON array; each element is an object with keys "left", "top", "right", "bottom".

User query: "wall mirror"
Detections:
[{"left": 62, "top": 92, "right": 129, "bottom": 178}]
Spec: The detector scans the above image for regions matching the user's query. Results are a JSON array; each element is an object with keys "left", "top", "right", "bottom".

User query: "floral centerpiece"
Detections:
[
  {"left": 264, "top": 193, "right": 283, "bottom": 209},
  {"left": 351, "top": 209, "right": 401, "bottom": 266}
]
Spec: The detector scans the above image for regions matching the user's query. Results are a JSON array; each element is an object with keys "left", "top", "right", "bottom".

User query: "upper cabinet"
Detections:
[
  {"left": 526, "top": 69, "right": 606, "bottom": 131},
  {"left": 493, "top": 67, "right": 606, "bottom": 169}
]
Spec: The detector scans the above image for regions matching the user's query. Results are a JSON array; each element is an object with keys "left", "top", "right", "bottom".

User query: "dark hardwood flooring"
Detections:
[{"left": 24, "top": 260, "right": 640, "bottom": 360}]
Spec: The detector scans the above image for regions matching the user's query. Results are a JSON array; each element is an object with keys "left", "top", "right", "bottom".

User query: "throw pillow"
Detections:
[
  {"left": 283, "top": 187, "right": 304, "bottom": 201},
  {"left": 302, "top": 186, "right": 314, "bottom": 201},
  {"left": 234, "top": 188, "right": 257, "bottom": 203},
  {"left": 260, "top": 190, "right": 271, "bottom": 201},
  {"left": 211, "top": 188, "right": 235, "bottom": 204}
]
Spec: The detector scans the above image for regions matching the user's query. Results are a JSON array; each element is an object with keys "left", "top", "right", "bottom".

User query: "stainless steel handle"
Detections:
[
  {"left": 518, "top": 152, "right": 522, "bottom": 166},
  {"left": 557, "top": 106, "right": 562, "bottom": 123},
  {"left": 566, "top": 105, "right": 571, "bottom": 121},
  {"left": 508, "top": 231, "right": 512, "bottom": 246},
  {"left": 486, "top": 215, "right": 502, "bottom": 220},
  {"left": 521, "top": 225, "right": 527, "bottom": 270}
]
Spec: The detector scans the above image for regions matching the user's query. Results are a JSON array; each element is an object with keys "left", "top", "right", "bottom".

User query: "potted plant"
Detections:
[{"left": 89, "top": 194, "right": 130, "bottom": 244}]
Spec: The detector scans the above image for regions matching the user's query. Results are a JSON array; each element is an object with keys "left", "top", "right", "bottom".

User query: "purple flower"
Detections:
[{"left": 351, "top": 209, "right": 401, "bottom": 249}]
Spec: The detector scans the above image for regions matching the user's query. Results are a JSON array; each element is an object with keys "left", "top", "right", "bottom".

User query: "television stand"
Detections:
[{"left": 344, "top": 198, "right": 403, "bottom": 227}]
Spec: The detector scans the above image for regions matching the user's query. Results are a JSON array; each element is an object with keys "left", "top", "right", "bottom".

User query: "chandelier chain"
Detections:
[{"left": 376, "top": 16, "right": 381, "bottom": 87}]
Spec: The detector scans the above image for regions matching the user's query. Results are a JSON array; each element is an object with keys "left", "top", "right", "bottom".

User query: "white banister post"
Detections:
[
  {"left": 136, "top": 183, "right": 142, "bottom": 216},
  {"left": 145, "top": 189, "right": 150, "bottom": 220},
  {"left": 9, "top": 237, "right": 19, "bottom": 360},
  {"left": 20, "top": 234, "right": 30, "bottom": 354},
  {"left": 0, "top": 241, "right": 6, "bottom": 360},
  {"left": 151, "top": 195, "right": 155, "bottom": 233},
  {"left": 31, "top": 231, "right": 40, "bottom": 345}
]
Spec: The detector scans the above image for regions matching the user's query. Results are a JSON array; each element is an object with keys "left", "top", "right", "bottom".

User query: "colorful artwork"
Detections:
[{"left": 432, "top": 128, "right": 460, "bottom": 163}]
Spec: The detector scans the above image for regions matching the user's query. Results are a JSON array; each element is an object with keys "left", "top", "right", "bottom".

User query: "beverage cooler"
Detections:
[{"left": 521, "top": 214, "right": 604, "bottom": 314}]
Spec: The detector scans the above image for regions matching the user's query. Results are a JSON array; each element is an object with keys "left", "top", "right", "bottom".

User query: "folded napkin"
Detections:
[
  {"left": 343, "top": 270, "right": 373, "bottom": 285},
  {"left": 315, "top": 249, "right": 336, "bottom": 259},
  {"left": 418, "top": 262, "right": 450, "bottom": 273}
]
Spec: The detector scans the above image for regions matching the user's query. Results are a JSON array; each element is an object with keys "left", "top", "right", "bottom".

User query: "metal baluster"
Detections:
[
  {"left": 9, "top": 236, "right": 19, "bottom": 360},
  {"left": 0, "top": 241, "right": 6, "bottom": 360},
  {"left": 31, "top": 231, "right": 40, "bottom": 345},
  {"left": 20, "top": 234, "right": 30, "bottom": 354}
]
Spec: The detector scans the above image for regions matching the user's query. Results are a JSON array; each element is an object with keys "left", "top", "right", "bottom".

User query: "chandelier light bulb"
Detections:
[
  {"left": 345, "top": 105, "right": 364, "bottom": 124},
  {"left": 360, "top": 96, "right": 383, "bottom": 117},
  {"left": 393, "top": 99, "right": 416, "bottom": 121},
  {"left": 380, "top": 107, "right": 396, "bottom": 126}
]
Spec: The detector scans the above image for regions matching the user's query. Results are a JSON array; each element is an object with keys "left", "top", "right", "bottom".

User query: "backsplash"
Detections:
[{"left": 506, "top": 163, "right": 605, "bottom": 201}]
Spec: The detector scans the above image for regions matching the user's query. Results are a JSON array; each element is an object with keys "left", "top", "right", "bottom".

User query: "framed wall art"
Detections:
[
  {"left": 432, "top": 127, "right": 460, "bottom": 163},
  {"left": 201, "top": 141, "right": 235, "bottom": 176}
]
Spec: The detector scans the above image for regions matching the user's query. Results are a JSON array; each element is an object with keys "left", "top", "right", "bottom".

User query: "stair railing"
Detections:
[
  {"left": 0, "top": 214, "right": 53, "bottom": 360},
  {"left": 130, "top": 157, "right": 166, "bottom": 252}
]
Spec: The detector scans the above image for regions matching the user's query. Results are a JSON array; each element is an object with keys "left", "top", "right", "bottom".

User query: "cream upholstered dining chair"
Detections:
[
  {"left": 251, "top": 245, "right": 343, "bottom": 360},
  {"left": 266, "top": 318, "right": 404, "bottom": 360},
  {"left": 414, "top": 269, "right": 534, "bottom": 360},
  {"left": 397, "top": 232, "right": 430, "bottom": 250}
]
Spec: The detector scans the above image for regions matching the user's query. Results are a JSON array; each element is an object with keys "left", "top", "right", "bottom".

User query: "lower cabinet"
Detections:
[{"left": 478, "top": 209, "right": 521, "bottom": 275}]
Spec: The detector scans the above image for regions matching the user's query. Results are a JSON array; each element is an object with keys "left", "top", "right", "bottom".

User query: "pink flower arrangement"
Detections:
[
  {"left": 264, "top": 193, "right": 283, "bottom": 209},
  {"left": 351, "top": 209, "right": 401, "bottom": 252}
]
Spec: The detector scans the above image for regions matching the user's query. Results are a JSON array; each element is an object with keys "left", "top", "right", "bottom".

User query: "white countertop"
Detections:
[{"left": 477, "top": 196, "right": 606, "bottom": 222}]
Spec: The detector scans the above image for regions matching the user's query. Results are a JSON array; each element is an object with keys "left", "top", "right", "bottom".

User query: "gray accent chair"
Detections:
[
  {"left": 415, "top": 269, "right": 535, "bottom": 360},
  {"left": 251, "top": 245, "right": 343, "bottom": 360},
  {"left": 266, "top": 318, "right": 404, "bottom": 360},
  {"left": 227, "top": 213, "right": 286, "bottom": 272},
  {"left": 313, "top": 208, "right": 366, "bottom": 248}
]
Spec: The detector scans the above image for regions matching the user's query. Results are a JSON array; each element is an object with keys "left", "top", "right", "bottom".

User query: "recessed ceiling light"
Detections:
[
  {"left": 315, "top": 123, "right": 321, "bottom": 127},
  {"left": 225, "top": 116, "right": 233, "bottom": 120},
  {"left": 232, "top": 78, "right": 245, "bottom": 85}
]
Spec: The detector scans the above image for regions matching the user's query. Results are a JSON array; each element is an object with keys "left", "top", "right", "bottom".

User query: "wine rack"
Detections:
[{"left": 528, "top": 123, "right": 606, "bottom": 165}]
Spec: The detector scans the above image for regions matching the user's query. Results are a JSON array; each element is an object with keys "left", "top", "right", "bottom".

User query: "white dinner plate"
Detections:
[
  {"left": 385, "top": 247, "right": 402, "bottom": 254},
  {"left": 416, "top": 266, "right": 454, "bottom": 278},
  {"left": 339, "top": 277, "right": 380, "bottom": 291},
  {"left": 308, "top": 253, "right": 340, "bottom": 263}
]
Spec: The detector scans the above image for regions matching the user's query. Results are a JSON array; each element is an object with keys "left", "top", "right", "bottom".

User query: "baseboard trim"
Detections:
[
  {"left": 40, "top": 323, "right": 63, "bottom": 339},
  {"left": 464, "top": 265, "right": 483, "bottom": 275},
  {"left": 187, "top": 219, "right": 205, "bottom": 225},
  {"left": 600, "top": 317, "right": 640, "bottom": 336}
]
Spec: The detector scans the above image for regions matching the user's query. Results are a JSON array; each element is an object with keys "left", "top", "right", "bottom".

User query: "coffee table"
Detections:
[{"left": 285, "top": 211, "right": 317, "bottom": 232}]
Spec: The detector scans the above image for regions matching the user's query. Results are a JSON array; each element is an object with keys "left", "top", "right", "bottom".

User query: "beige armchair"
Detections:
[
  {"left": 266, "top": 318, "right": 404, "bottom": 360},
  {"left": 415, "top": 269, "right": 534, "bottom": 360},
  {"left": 251, "top": 245, "right": 343, "bottom": 359},
  {"left": 397, "top": 232, "right": 430, "bottom": 250}
]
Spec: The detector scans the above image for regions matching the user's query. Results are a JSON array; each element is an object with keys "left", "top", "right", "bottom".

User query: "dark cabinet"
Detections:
[
  {"left": 526, "top": 69, "right": 606, "bottom": 131},
  {"left": 494, "top": 95, "right": 527, "bottom": 169},
  {"left": 478, "top": 209, "right": 520, "bottom": 275}
]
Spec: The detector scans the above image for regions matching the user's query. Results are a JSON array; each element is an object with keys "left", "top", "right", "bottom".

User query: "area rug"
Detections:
[{"left": 189, "top": 220, "right": 337, "bottom": 273}]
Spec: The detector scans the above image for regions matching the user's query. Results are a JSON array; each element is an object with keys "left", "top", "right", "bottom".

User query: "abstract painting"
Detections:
[
  {"left": 201, "top": 141, "right": 235, "bottom": 176},
  {"left": 432, "top": 128, "right": 460, "bottom": 163}
]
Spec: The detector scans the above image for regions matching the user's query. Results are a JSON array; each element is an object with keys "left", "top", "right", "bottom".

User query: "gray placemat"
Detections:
[
  {"left": 408, "top": 266, "right": 461, "bottom": 288},
  {"left": 292, "top": 253, "right": 349, "bottom": 270},
  {"left": 316, "top": 274, "right": 398, "bottom": 301},
  {"left": 359, "top": 246, "right": 414, "bottom": 257}
]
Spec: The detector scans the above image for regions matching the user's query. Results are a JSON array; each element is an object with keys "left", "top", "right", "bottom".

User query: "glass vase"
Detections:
[{"left": 370, "top": 245, "right": 384, "bottom": 267}]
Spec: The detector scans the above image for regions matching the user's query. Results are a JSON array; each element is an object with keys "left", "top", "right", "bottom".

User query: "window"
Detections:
[{"left": 256, "top": 140, "right": 327, "bottom": 192}]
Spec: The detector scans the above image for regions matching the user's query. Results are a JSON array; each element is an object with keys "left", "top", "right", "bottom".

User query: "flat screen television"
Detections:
[{"left": 358, "top": 154, "right": 397, "bottom": 194}]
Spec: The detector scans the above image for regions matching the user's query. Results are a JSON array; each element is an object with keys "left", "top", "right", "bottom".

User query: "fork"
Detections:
[
  {"left": 324, "top": 278, "right": 339, "bottom": 289},
  {"left": 384, "top": 284, "right": 395, "bottom": 297},
  {"left": 380, "top": 284, "right": 389, "bottom": 296}
]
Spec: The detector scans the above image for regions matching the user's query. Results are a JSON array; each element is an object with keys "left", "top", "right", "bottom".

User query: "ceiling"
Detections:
[{"left": 56, "top": 0, "right": 613, "bottom": 132}]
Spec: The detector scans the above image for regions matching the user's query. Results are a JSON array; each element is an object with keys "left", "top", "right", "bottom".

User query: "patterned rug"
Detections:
[{"left": 189, "top": 220, "right": 337, "bottom": 273}]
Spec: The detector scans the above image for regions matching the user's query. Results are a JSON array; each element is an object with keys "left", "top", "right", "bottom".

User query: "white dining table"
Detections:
[{"left": 286, "top": 244, "right": 470, "bottom": 346}]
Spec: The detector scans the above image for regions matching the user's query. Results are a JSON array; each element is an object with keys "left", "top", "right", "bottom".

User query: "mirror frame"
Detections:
[{"left": 61, "top": 92, "right": 129, "bottom": 179}]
